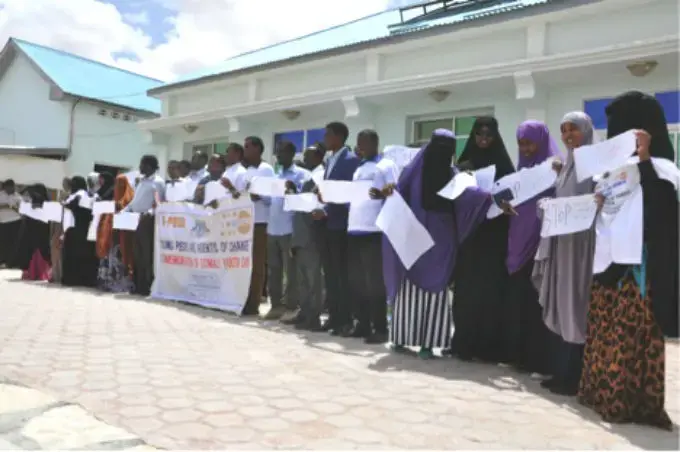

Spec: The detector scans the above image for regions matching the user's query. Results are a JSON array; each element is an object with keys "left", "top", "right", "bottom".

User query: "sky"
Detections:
[{"left": 0, "top": 0, "right": 421, "bottom": 82}]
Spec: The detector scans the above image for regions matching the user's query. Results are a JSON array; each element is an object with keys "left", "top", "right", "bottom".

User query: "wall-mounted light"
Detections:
[
  {"left": 182, "top": 124, "right": 198, "bottom": 134},
  {"left": 626, "top": 60, "right": 658, "bottom": 77},
  {"left": 282, "top": 110, "right": 301, "bottom": 120},
  {"left": 428, "top": 89, "right": 450, "bottom": 103}
]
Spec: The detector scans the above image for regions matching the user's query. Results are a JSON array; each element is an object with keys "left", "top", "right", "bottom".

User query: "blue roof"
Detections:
[
  {"left": 163, "top": 0, "right": 551, "bottom": 90},
  {"left": 11, "top": 38, "right": 163, "bottom": 114}
]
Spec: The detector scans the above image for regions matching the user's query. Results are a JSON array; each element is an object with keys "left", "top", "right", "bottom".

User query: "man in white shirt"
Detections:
[
  {"left": 185, "top": 151, "right": 209, "bottom": 199},
  {"left": 242, "top": 136, "right": 275, "bottom": 316},
  {"left": 0, "top": 179, "right": 22, "bottom": 266},
  {"left": 127, "top": 155, "right": 166, "bottom": 296},
  {"left": 347, "top": 130, "right": 398, "bottom": 344},
  {"left": 221, "top": 143, "right": 248, "bottom": 196}
]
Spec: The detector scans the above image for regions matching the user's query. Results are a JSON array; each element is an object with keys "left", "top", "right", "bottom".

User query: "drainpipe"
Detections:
[{"left": 67, "top": 98, "right": 82, "bottom": 159}]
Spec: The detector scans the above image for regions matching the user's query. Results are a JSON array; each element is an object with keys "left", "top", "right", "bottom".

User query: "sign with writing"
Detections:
[
  {"left": 539, "top": 194, "right": 598, "bottom": 238},
  {"left": 486, "top": 158, "right": 558, "bottom": 219},
  {"left": 152, "top": 198, "right": 254, "bottom": 315},
  {"left": 594, "top": 163, "right": 640, "bottom": 217},
  {"left": 382, "top": 145, "right": 420, "bottom": 176}
]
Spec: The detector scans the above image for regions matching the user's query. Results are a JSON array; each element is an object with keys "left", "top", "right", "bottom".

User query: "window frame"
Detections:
[
  {"left": 185, "top": 137, "right": 230, "bottom": 160},
  {"left": 408, "top": 109, "right": 493, "bottom": 145}
]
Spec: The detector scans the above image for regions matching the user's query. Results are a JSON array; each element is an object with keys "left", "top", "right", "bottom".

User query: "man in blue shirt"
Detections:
[{"left": 264, "top": 140, "right": 310, "bottom": 321}]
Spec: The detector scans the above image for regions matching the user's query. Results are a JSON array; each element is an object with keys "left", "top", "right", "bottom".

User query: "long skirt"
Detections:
[
  {"left": 22, "top": 249, "right": 51, "bottom": 281},
  {"left": 98, "top": 244, "right": 135, "bottom": 293},
  {"left": 49, "top": 223, "right": 63, "bottom": 283},
  {"left": 501, "top": 261, "right": 555, "bottom": 375},
  {"left": 578, "top": 275, "right": 671, "bottom": 430},
  {"left": 0, "top": 220, "right": 21, "bottom": 265},
  {"left": 390, "top": 279, "right": 452, "bottom": 349},
  {"left": 61, "top": 229, "right": 98, "bottom": 288},
  {"left": 132, "top": 214, "right": 155, "bottom": 296}
]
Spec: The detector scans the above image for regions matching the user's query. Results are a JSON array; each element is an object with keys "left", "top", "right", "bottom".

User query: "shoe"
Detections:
[
  {"left": 320, "top": 319, "right": 334, "bottom": 332},
  {"left": 330, "top": 323, "right": 353, "bottom": 336},
  {"left": 305, "top": 320, "right": 326, "bottom": 332},
  {"left": 540, "top": 377, "right": 559, "bottom": 390},
  {"left": 548, "top": 382, "right": 578, "bottom": 396},
  {"left": 364, "top": 332, "right": 388, "bottom": 344},
  {"left": 280, "top": 308, "right": 300, "bottom": 323},
  {"left": 262, "top": 307, "right": 285, "bottom": 321},
  {"left": 418, "top": 347, "right": 434, "bottom": 359},
  {"left": 390, "top": 344, "right": 406, "bottom": 352}
]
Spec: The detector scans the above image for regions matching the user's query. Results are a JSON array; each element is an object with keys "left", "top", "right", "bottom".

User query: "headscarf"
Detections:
[
  {"left": 70, "top": 176, "right": 88, "bottom": 193},
  {"left": 382, "top": 129, "right": 492, "bottom": 299},
  {"left": 87, "top": 172, "right": 101, "bottom": 196},
  {"left": 96, "top": 174, "right": 135, "bottom": 260},
  {"left": 606, "top": 91, "right": 678, "bottom": 337},
  {"left": 532, "top": 112, "right": 597, "bottom": 343},
  {"left": 555, "top": 112, "right": 597, "bottom": 197},
  {"left": 28, "top": 183, "right": 49, "bottom": 208},
  {"left": 96, "top": 172, "right": 115, "bottom": 201},
  {"left": 605, "top": 90, "right": 675, "bottom": 161},
  {"left": 458, "top": 116, "right": 515, "bottom": 179},
  {"left": 419, "top": 128, "right": 457, "bottom": 211},
  {"left": 506, "top": 120, "right": 560, "bottom": 274}
]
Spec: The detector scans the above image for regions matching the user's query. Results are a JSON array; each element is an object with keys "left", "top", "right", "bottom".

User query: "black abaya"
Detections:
[
  {"left": 449, "top": 117, "right": 515, "bottom": 362},
  {"left": 61, "top": 197, "right": 98, "bottom": 288}
]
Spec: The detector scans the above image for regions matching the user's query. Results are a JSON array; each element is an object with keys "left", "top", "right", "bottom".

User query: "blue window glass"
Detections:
[
  {"left": 583, "top": 98, "right": 614, "bottom": 130},
  {"left": 273, "top": 130, "right": 304, "bottom": 154},
  {"left": 655, "top": 90, "right": 680, "bottom": 124},
  {"left": 305, "top": 128, "right": 326, "bottom": 148}
]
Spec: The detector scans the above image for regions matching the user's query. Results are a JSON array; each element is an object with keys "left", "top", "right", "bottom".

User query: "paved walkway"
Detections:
[{"left": 0, "top": 270, "right": 678, "bottom": 449}]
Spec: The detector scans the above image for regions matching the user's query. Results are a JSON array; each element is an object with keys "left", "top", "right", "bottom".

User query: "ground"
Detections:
[{"left": 0, "top": 270, "right": 678, "bottom": 450}]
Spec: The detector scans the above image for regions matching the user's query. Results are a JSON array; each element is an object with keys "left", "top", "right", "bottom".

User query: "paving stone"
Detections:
[{"left": 0, "top": 269, "right": 678, "bottom": 450}]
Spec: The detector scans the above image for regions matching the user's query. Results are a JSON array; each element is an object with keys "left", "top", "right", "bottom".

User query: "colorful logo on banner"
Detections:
[{"left": 152, "top": 199, "right": 254, "bottom": 315}]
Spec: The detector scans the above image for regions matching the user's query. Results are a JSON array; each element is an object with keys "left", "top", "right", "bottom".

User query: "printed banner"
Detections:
[{"left": 152, "top": 198, "right": 254, "bottom": 315}]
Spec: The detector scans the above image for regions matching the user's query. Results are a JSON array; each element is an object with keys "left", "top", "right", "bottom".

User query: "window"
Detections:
[
  {"left": 189, "top": 142, "right": 229, "bottom": 158},
  {"left": 273, "top": 128, "right": 326, "bottom": 156},
  {"left": 411, "top": 113, "right": 482, "bottom": 158}
]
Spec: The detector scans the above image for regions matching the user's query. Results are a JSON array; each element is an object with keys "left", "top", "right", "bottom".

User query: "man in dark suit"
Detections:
[{"left": 311, "top": 122, "right": 360, "bottom": 336}]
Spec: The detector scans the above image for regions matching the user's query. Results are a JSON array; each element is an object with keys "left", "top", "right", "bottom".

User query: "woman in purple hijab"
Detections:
[
  {"left": 501, "top": 120, "right": 560, "bottom": 376},
  {"left": 382, "top": 129, "right": 492, "bottom": 359}
]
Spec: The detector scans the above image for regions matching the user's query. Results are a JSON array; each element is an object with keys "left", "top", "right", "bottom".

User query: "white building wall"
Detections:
[
  {"left": 69, "top": 102, "right": 161, "bottom": 177},
  {"left": 0, "top": 52, "right": 69, "bottom": 147}
]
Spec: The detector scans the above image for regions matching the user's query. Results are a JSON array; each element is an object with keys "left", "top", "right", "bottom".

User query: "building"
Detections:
[
  {"left": 140, "top": 0, "right": 679, "bottom": 166},
  {"left": 0, "top": 38, "right": 165, "bottom": 190}
]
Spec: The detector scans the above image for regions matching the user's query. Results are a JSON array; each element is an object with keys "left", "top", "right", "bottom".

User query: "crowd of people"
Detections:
[{"left": 0, "top": 90, "right": 677, "bottom": 431}]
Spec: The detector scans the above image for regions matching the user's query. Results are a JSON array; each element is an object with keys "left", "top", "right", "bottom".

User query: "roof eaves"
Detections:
[
  {"left": 149, "top": 0, "right": 569, "bottom": 96},
  {"left": 0, "top": 146, "right": 69, "bottom": 158},
  {"left": 62, "top": 92, "right": 161, "bottom": 116}
]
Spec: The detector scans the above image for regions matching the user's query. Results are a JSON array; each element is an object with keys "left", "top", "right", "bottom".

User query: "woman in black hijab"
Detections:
[
  {"left": 13, "top": 184, "right": 51, "bottom": 280},
  {"left": 447, "top": 116, "right": 516, "bottom": 362},
  {"left": 578, "top": 91, "right": 678, "bottom": 430},
  {"left": 96, "top": 172, "right": 115, "bottom": 201},
  {"left": 61, "top": 176, "right": 99, "bottom": 288}
]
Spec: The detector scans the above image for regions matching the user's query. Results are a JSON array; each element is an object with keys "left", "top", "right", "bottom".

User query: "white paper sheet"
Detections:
[
  {"left": 318, "top": 180, "right": 372, "bottom": 204},
  {"left": 204, "top": 181, "right": 229, "bottom": 205},
  {"left": 284, "top": 193, "right": 322, "bottom": 213},
  {"left": 248, "top": 176, "right": 287, "bottom": 197},
  {"left": 474, "top": 165, "right": 497, "bottom": 192},
  {"left": 92, "top": 200, "right": 115, "bottom": 215},
  {"left": 166, "top": 181, "right": 190, "bottom": 202},
  {"left": 311, "top": 170, "right": 324, "bottom": 187},
  {"left": 574, "top": 130, "right": 636, "bottom": 182},
  {"left": 113, "top": 212, "right": 140, "bottom": 231},
  {"left": 63, "top": 208, "right": 75, "bottom": 231},
  {"left": 19, "top": 202, "right": 47, "bottom": 223},
  {"left": 437, "top": 172, "right": 478, "bottom": 201},
  {"left": 594, "top": 163, "right": 640, "bottom": 216},
  {"left": 87, "top": 214, "right": 101, "bottom": 242},
  {"left": 42, "top": 202, "right": 63, "bottom": 222},
  {"left": 78, "top": 194, "right": 94, "bottom": 209},
  {"left": 375, "top": 192, "right": 434, "bottom": 269},
  {"left": 539, "top": 194, "right": 598, "bottom": 238},
  {"left": 486, "top": 158, "right": 558, "bottom": 219},
  {"left": 382, "top": 145, "right": 420, "bottom": 175}
]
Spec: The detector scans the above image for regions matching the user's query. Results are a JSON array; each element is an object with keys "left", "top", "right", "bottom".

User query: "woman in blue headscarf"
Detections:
[{"left": 382, "top": 129, "right": 492, "bottom": 359}]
